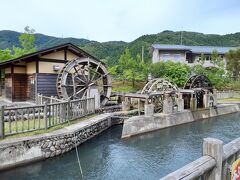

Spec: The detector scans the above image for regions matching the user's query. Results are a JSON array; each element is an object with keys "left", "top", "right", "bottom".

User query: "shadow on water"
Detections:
[{"left": 1, "top": 112, "right": 240, "bottom": 180}]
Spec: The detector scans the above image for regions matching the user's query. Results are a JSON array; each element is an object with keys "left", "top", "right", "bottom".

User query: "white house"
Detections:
[{"left": 151, "top": 44, "right": 237, "bottom": 67}]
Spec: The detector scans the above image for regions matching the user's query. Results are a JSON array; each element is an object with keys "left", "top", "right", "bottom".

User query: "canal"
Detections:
[{"left": 1, "top": 112, "right": 240, "bottom": 180}]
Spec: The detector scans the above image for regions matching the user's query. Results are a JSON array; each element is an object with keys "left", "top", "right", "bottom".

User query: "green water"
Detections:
[{"left": 1, "top": 112, "right": 240, "bottom": 180}]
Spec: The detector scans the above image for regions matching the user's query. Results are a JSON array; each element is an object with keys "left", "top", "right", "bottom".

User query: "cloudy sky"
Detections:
[{"left": 1, "top": 0, "right": 240, "bottom": 42}]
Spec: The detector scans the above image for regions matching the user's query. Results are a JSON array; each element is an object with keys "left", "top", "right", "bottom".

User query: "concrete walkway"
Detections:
[{"left": 0, "top": 97, "right": 35, "bottom": 107}]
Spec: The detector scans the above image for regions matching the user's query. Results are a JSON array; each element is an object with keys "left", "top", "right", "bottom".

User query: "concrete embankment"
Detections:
[
  {"left": 0, "top": 113, "right": 126, "bottom": 171},
  {"left": 122, "top": 104, "right": 240, "bottom": 139}
]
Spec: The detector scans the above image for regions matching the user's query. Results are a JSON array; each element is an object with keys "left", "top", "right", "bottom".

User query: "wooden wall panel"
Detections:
[
  {"left": 37, "top": 73, "right": 58, "bottom": 97},
  {"left": 4, "top": 74, "right": 12, "bottom": 101}
]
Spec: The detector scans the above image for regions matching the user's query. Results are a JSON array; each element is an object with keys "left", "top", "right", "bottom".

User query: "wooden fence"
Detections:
[
  {"left": 36, "top": 93, "right": 64, "bottom": 105},
  {"left": 216, "top": 90, "right": 240, "bottom": 99},
  {"left": 160, "top": 137, "right": 240, "bottom": 180},
  {"left": 0, "top": 97, "right": 95, "bottom": 138}
]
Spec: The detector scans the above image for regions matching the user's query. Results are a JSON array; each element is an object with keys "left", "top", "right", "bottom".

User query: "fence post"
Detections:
[
  {"left": 0, "top": 106, "right": 5, "bottom": 139},
  {"left": 44, "top": 102, "right": 48, "bottom": 130},
  {"left": 67, "top": 99, "right": 71, "bottom": 122},
  {"left": 93, "top": 97, "right": 95, "bottom": 113},
  {"left": 203, "top": 138, "right": 223, "bottom": 180},
  {"left": 40, "top": 94, "right": 43, "bottom": 105}
]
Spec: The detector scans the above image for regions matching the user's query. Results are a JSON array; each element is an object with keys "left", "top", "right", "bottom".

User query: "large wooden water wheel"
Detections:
[
  {"left": 141, "top": 78, "right": 178, "bottom": 113},
  {"left": 57, "top": 58, "right": 112, "bottom": 106},
  {"left": 184, "top": 75, "right": 213, "bottom": 108}
]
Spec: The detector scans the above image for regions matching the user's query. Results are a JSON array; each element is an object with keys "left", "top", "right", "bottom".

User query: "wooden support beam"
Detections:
[
  {"left": 64, "top": 49, "right": 67, "bottom": 61},
  {"left": 203, "top": 138, "right": 223, "bottom": 180},
  {"left": 36, "top": 59, "right": 39, "bottom": 73}
]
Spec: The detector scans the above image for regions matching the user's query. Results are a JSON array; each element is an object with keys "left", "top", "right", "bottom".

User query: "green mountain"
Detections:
[
  {"left": 0, "top": 30, "right": 91, "bottom": 49},
  {"left": 1, "top": 30, "right": 240, "bottom": 66}
]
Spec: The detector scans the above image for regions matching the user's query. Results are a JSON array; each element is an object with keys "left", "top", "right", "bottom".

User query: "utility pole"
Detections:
[{"left": 180, "top": 31, "right": 183, "bottom": 45}]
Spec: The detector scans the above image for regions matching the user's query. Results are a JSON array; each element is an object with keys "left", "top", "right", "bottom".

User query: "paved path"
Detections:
[{"left": 0, "top": 97, "right": 35, "bottom": 107}]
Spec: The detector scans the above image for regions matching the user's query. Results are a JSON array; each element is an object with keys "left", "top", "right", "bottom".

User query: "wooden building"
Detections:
[{"left": 0, "top": 43, "right": 99, "bottom": 102}]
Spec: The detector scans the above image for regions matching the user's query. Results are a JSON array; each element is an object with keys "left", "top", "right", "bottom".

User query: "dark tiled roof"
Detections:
[
  {"left": 152, "top": 44, "right": 238, "bottom": 54},
  {"left": 0, "top": 43, "right": 100, "bottom": 67}
]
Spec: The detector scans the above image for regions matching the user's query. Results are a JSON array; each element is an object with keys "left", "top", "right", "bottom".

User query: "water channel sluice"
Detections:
[{"left": 0, "top": 112, "right": 240, "bottom": 180}]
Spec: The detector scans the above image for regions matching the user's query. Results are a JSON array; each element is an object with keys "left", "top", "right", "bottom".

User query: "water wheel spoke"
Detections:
[
  {"left": 75, "top": 87, "right": 87, "bottom": 95},
  {"left": 82, "top": 88, "right": 88, "bottom": 98},
  {"left": 91, "top": 62, "right": 101, "bottom": 81},
  {"left": 77, "top": 64, "right": 88, "bottom": 82},
  {"left": 92, "top": 75, "right": 103, "bottom": 84},
  {"left": 61, "top": 84, "right": 85, "bottom": 87},
  {"left": 103, "top": 85, "right": 112, "bottom": 87},
  {"left": 93, "top": 73, "right": 109, "bottom": 83},
  {"left": 87, "top": 58, "right": 91, "bottom": 81},
  {"left": 88, "top": 67, "right": 102, "bottom": 82},
  {"left": 75, "top": 76, "right": 86, "bottom": 84}
]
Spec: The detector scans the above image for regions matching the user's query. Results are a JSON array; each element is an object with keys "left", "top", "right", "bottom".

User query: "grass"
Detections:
[
  {"left": 2, "top": 114, "right": 96, "bottom": 140},
  {"left": 4, "top": 118, "right": 45, "bottom": 135},
  {"left": 112, "top": 80, "right": 145, "bottom": 93},
  {"left": 218, "top": 97, "right": 240, "bottom": 103}
]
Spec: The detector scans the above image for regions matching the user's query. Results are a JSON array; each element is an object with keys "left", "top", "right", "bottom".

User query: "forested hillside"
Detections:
[{"left": 1, "top": 30, "right": 240, "bottom": 66}]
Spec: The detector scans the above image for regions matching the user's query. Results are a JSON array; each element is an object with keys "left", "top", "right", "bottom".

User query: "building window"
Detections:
[
  {"left": 173, "top": 54, "right": 181, "bottom": 61},
  {"left": 198, "top": 55, "right": 212, "bottom": 61},
  {"left": 206, "top": 55, "right": 211, "bottom": 61},
  {"left": 161, "top": 54, "right": 171, "bottom": 61}
]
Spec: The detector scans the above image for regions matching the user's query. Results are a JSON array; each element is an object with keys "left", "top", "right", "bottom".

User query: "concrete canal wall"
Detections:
[
  {"left": 0, "top": 109, "right": 133, "bottom": 171},
  {"left": 0, "top": 114, "right": 117, "bottom": 171},
  {"left": 122, "top": 104, "right": 240, "bottom": 138}
]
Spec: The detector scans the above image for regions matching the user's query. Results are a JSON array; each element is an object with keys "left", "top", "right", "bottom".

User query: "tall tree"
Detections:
[
  {"left": 122, "top": 54, "right": 146, "bottom": 87},
  {"left": 13, "top": 26, "right": 36, "bottom": 57},
  {"left": 226, "top": 49, "right": 240, "bottom": 80},
  {"left": 19, "top": 26, "right": 36, "bottom": 51},
  {"left": 109, "top": 48, "right": 147, "bottom": 87},
  {"left": 210, "top": 50, "right": 224, "bottom": 68}
]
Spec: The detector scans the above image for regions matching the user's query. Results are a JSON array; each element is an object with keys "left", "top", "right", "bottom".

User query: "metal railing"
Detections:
[{"left": 0, "top": 97, "right": 95, "bottom": 138}]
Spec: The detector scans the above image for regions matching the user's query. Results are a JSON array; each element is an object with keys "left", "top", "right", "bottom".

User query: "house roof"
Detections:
[
  {"left": 152, "top": 44, "right": 238, "bottom": 54},
  {"left": 0, "top": 43, "right": 100, "bottom": 67},
  {"left": 152, "top": 44, "right": 191, "bottom": 51}
]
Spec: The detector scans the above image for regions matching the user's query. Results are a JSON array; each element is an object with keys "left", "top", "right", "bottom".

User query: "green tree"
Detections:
[
  {"left": 191, "top": 50, "right": 226, "bottom": 89},
  {"left": 0, "top": 26, "right": 36, "bottom": 62},
  {"left": 13, "top": 26, "right": 36, "bottom": 58},
  {"left": 197, "top": 53, "right": 205, "bottom": 65},
  {"left": 0, "top": 49, "right": 13, "bottom": 62},
  {"left": 226, "top": 49, "right": 240, "bottom": 80},
  {"left": 150, "top": 61, "right": 190, "bottom": 87},
  {"left": 210, "top": 50, "right": 224, "bottom": 68},
  {"left": 119, "top": 48, "right": 133, "bottom": 70},
  {"left": 19, "top": 26, "right": 36, "bottom": 51},
  {"left": 110, "top": 48, "right": 147, "bottom": 88},
  {"left": 150, "top": 61, "right": 166, "bottom": 78},
  {"left": 123, "top": 54, "right": 146, "bottom": 87}
]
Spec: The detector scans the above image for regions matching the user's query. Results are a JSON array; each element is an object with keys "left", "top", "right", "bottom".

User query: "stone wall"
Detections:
[
  {"left": 0, "top": 114, "right": 111, "bottom": 171},
  {"left": 0, "top": 109, "right": 136, "bottom": 171}
]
